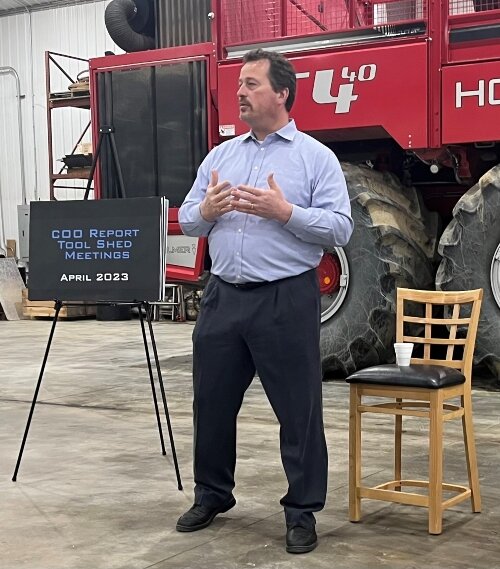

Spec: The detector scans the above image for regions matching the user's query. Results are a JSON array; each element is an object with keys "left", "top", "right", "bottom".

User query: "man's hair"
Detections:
[{"left": 242, "top": 49, "right": 296, "bottom": 112}]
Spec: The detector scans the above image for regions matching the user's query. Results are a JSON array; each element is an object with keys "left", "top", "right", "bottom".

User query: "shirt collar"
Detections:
[{"left": 241, "top": 119, "right": 297, "bottom": 143}]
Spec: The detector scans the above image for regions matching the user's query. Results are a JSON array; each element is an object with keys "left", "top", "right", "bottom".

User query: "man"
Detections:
[{"left": 177, "top": 49, "right": 353, "bottom": 554}]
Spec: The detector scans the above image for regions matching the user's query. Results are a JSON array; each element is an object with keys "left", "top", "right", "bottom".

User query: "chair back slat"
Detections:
[
  {"left": 424, "top": 302, "right": 432, "bottom": 361},
  {"left": 446, "top": 304, "right": 461, "bottom": 361},
  {"left": 403, "top": 316, "right": 471, "bottom": 325},
  {"left": 400, "top": 289, "right": 482, "bottom": 304},
  {"left": 403, "top": 336, "right": 466, "bottom": 346},
  {"left": 396, "top": 288, "right": 483, "bottom": 384}
]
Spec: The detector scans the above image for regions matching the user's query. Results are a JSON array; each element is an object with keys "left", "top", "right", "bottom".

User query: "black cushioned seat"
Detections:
[{"left": 346, "top": 364, "right": 465, "bottom": 389}]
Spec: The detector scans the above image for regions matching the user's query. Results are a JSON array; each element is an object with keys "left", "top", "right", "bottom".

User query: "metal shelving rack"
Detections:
[{"left": 46, "top": 52, "right": 91, "bottom": 200}]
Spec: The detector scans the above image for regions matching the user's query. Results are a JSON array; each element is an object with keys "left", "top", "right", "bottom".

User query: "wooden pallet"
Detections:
[{"left": 22, "top": 289, "right": 96, "bottom": 320}]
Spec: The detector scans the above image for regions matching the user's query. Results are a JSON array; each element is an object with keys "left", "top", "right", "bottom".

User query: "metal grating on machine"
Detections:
[
  {"left": 449, "top": 0, "right": 500, "bottom": 13},
  {"left": 219, "top": 0, "right": 429, "bottom": 47}
]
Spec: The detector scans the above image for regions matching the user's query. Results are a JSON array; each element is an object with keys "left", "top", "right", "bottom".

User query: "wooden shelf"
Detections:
[
  {"left": 49, "top": 95, "right": 90, "bottom": 109},
  {"left": 51, "top": 170, "right": 91, "bottom": 180}
]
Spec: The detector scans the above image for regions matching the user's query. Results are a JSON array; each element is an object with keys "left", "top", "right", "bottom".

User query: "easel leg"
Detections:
[
  {"left": 138, "top": 305, "right": 166, "bottom": 456},
  {"left": 83, "top": 131, "right": 103, "bottom": 200},
  {"left": 12, "top": 300, "right": 62, "bottom": 481},
  {"left": 144, "top": 302, "right": 183, "bottom": 491}
]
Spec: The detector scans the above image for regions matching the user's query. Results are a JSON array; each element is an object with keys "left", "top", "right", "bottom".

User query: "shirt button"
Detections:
[
  {"left": 260, "top": 148, "right": 264, "bottom": 151},
  {"left": 238, "top": 228, "right": 242, "bottom": 233},
  {"left": 236, "top": 252, "right": 240, "bottom": 256},
  {"left": 254, "top": 166, "right": 258, "bottom": 170}
]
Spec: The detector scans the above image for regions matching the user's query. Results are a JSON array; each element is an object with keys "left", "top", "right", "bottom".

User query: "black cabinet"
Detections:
[{"left": 97, "top": 59, "right": 208, "bottom": 205}]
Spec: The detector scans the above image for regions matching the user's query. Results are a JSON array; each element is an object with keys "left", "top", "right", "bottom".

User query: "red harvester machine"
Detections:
[{"left": 90, "top": 0, "right": 500, "bottom": 379}]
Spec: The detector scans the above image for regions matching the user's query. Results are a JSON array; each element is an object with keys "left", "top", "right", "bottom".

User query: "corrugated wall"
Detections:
[
  {"left": 157, "top": 0, "right": 211, "bottom": 48},
  {"left": 0, "top": 0, "right": 119, "bottom": 250}
]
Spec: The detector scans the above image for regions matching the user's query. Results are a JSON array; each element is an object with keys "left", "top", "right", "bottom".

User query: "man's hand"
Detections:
[
  {"left": 200, "top": 170, "right": 233, "bottom": 222},
  {"left": 231, "top": 173, "right": 293, "bottom": 224}
]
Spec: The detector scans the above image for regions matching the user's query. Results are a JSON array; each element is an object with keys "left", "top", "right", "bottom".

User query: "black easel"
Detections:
[
  {"left": 12, "top": 300, "right": 183, "bottom": 490},
  {"left": 84, "top": 125, "right": 125, "bottom": 200},
  {"left": 14, "top": 118, "right": 182, "bottom": 489}
]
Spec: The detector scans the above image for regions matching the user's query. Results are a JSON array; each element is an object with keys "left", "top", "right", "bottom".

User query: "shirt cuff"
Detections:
[
  {"left": 195, "top": 204, "right": 216, "bottom": 232},
  {"left": 283, "top": 204, "right": 308, "bottom": 232}
]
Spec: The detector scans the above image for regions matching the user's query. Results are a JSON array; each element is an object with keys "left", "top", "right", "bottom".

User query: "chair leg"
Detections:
[
  {"left": 429, "top": 390, "right": 444, "bottom": 535},
  {"left": 349, "top": 385, "right": 362, "bottom": 522},
  {"left": 462, "top": 394, "right": 481, "bottom": 512},
  {"left": 395, "top": 398, "right": 402, "bottom": 490}
]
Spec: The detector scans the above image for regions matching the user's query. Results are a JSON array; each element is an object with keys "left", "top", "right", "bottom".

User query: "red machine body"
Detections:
[
  {"left": 218, "top": 43, "right": 429, "bottom": 149},
  {"left": 215, "top": 0, "right": 500, "bottom": 150},
  {"left": 89, "top": 0, "right": 500, "bottom": 277},
  {"left": 89, "top": 0, "right": 500, "bottom": 377}
]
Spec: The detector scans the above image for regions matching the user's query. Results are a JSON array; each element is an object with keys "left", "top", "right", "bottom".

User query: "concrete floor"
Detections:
[{"left": 1, "top": 318, "right": 500, "bottom": 569}]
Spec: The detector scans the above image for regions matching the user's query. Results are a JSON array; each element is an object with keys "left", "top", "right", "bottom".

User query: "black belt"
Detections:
[
  {"left": 216, "top": 276, "right": 271, "bottom": 290},
  {"left": 215, "top": 271, "right": 313, "bottom": 290}
]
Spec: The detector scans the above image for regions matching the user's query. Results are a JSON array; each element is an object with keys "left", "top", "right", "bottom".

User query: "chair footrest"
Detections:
[{"left": 359, "top": 479, "right": 471, "bottom": 509}]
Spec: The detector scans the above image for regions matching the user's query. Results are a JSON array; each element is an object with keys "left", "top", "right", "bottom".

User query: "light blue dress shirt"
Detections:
[{"left": 179, "top": 120, "right": 353, "bottom": 284}]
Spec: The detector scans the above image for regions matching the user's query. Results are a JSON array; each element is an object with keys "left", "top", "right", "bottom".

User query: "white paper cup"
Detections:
[{"left": 394, "top": 342, "right": 414, "bottom": 366}]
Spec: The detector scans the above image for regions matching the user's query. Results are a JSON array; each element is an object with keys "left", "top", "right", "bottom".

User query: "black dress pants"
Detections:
[{"left": 191, "top": 269, "right": 328, "bottom": 528}]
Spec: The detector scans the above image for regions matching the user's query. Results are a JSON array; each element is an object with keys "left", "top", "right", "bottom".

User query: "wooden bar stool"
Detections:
[{"left": 346, "top": 287, "right": 483, "bottom": 534}]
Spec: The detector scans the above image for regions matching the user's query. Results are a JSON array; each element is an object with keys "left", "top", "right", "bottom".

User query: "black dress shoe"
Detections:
[
  {"left": 176, "top": 497, "right": 236, "bottom": 532},
  {"left": 286, "top": 525, "right": 318, "bottom": 554}
]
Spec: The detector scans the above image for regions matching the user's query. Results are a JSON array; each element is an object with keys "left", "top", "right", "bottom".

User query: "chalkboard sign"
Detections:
[{"left": 28, "top": 197, "right": 168, "bottom": 302}]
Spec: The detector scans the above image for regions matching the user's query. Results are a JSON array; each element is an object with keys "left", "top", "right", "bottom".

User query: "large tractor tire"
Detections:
[
  {"left": 320, "top": 163, "right": 439, "bottom": 377},
  {"left": 436, "top": 164, "right": 500, "bottom": 379}
]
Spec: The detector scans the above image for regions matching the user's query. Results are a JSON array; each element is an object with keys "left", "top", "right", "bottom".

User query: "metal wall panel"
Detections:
[
  {"left": 157, "top": 0, "right": 212, "bottom": 48},
  {"left": 0, "top": 12, "right": 30, "bottom": 254},
  {"left": 0, "top": 0, "right": 119, "bottom": 247}
]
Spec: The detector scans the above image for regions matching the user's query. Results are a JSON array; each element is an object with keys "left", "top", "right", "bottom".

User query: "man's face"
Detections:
[{"left": 237, "top": 59, "right": 286, "bottom": 127}]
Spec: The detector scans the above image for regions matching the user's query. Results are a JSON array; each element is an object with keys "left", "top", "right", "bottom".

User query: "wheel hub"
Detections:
[{"left": 318, "top": 253, "right": 341, "bottom": 295}]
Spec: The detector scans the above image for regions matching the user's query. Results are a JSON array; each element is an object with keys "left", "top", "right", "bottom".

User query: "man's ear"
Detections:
[{"left": 278, "top": 88, "right": 289, "bottom": 106}]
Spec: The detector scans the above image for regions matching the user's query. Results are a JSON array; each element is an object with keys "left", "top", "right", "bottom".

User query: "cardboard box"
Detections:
[
  {"left": 6, "top": 239, "right": 16, "bottom": 258},
  {"left": 78, "top": 142, "right": 93, "bottom": 155}
]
